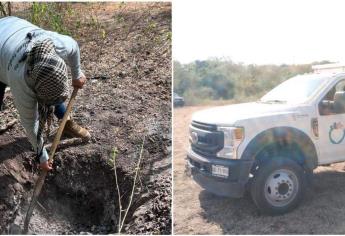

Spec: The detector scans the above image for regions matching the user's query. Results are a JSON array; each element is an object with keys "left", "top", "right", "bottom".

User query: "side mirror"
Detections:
[
  {"left": 334, "top": 91, "right": 345, "bottom": 113},
  {"left": 319, "top": 100, "right": 334, "bottom": 115},
  {"left": 321, "top": 100, "right": 334, "bottom": 108}
]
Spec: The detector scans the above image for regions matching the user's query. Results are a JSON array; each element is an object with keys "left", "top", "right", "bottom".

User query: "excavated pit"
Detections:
[
  {"left": 1, "top": 129, "right": 171, "bottom": 235},
  {"left": 5, "top": 152, "right": 131, "bottom": 234}
]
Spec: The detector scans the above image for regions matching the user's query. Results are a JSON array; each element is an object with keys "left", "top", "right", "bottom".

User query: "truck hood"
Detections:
[{"left": 192, "top": 102, "right": 303, "bottom": 126}]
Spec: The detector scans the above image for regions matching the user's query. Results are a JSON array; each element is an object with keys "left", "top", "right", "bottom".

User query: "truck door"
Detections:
[{"left": 318, "top": 80, "right": 345, "bottom": 164}]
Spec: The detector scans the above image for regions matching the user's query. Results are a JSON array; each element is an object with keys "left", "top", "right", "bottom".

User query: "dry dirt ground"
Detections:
[
  {"left": 0, "top": 3, "right": 171, "bottom": 235},
  {"left": 174, "top": 106, "right": 345, "bottom": 235}
]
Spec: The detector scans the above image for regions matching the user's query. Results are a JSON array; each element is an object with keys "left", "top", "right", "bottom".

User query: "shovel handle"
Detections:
[
  {"left": 49, "top": 88, "right": 79, "bottom": 162},
  {"left": 23, "top": 88, "right": 79, "bottom": 234}
]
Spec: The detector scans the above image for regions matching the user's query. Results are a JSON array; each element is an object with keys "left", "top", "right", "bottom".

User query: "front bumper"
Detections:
[{"left": 186, "top": 149, "right": 253, "bottom": 198}]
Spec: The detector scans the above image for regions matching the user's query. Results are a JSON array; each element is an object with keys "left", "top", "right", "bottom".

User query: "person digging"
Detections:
[{"left": 0, "top": 16, "right": 91, "bottom": 171}]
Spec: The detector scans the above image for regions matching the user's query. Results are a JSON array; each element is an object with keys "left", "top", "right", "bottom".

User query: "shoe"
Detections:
[{"left": 63, "top": 120, "right": 91, "bottom": 140}]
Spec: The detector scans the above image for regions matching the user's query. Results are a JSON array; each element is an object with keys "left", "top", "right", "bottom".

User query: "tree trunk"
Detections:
[
  {"left": 0, "top": 3, "right": 7, "bottom": 16},
  {"left": 7, "top": 2, "right": 11, "bottom": 16}
]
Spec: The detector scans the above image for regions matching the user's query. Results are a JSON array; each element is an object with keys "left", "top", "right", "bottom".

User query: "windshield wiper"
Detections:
[{"left": 259, "top": 99, "right": 287, "bottom": 104}]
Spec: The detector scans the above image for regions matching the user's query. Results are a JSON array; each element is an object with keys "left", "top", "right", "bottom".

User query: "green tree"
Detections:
[{"left": 173, "top": 59, "right": 312, "bottom": 105}]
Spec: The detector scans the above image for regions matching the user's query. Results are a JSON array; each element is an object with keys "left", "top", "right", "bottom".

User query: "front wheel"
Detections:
[{"left": 250, "top": 158, "right": 307, "bottom": 215}]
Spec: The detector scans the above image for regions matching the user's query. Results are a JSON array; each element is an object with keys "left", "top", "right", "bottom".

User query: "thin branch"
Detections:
[
  {"left": 36, "top": 201, "right": 47, "bottom": 212},
  {"left": 44, "top": 137, "right": 84, "bottom": 151},
  {"left": 119, "top": 137, "right": 146, "bottom": 233},
  {"left": 121, "top": 11, "right": 147, "bottom": 40},
  {"left": 112, "top": 148, "right": 123, "bottom": 234}
]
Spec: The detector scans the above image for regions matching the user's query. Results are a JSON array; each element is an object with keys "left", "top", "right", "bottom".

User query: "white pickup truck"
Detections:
[{"left": 186, "top": 69, "right": 345, "bottom": 215}]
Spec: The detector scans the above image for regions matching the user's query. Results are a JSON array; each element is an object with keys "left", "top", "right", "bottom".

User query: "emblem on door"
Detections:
[{"left": 329, "top": 122, "right": 345, "bottom": 144}]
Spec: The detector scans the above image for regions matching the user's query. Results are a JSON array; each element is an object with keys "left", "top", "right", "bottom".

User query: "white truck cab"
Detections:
[{"left": 186, "top": 66, "right": 345, "bottom": 215}]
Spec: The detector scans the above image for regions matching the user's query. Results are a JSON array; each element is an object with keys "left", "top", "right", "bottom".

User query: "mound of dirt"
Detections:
[{"left": 0, "top": 3, "right": 171, "bottom": 234}]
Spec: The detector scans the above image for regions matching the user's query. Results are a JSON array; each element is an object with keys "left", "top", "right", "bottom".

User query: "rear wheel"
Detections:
[{"left": 250, "top": 157, "right": 306, "bottom": 215}]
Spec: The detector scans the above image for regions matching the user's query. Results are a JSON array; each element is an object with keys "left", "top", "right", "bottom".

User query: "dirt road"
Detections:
[{"left": 174, "top": 106, "right": 345, "bottom": 234}]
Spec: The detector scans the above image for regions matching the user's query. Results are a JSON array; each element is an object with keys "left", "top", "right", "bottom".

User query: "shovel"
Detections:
[{"left": 22, "top": 88, "right": 79, "bottom": 234}]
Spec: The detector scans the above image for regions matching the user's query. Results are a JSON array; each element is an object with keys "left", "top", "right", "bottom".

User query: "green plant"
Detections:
[
  {"left": 31, "top": 3, "right": 70, "bottom": 35},
  {"left": 0, "top": 2, "right": 11, "bottom": 16},
  {"left": 174, "top": 60, "right": 312, "bottom": 105},
  {"left": 101, "top": 29, "right": 106, "bottom": 39},
  {"left": 166, "top": 31, "right": 172, "bottom": 41}
]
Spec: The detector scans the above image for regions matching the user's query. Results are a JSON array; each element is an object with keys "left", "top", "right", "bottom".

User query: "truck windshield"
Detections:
[{"left": 260, "top": 74, "right": 329, "bottom": 104}]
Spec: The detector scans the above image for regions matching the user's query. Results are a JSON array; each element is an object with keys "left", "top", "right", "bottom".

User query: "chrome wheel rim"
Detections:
[{"left": 264, "top": 169, "right": 299, "bottom": 207}]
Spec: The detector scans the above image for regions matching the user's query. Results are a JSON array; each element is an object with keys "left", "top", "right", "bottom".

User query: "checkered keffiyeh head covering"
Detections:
[
  {"left": 27, "top": 38, "right": 69, "bottom": 162},
  {"left": 28, "top": 38, "right": 69, "bottom": 105}
]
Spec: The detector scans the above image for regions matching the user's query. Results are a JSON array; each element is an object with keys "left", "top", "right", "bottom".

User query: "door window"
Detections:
[{"left": 319, "top": 80, "right": 345, "bottom": 116}]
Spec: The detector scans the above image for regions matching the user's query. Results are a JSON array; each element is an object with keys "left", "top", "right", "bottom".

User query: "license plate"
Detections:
[{"left": 212, "top": 165, "right": 229, "bottom": 178}]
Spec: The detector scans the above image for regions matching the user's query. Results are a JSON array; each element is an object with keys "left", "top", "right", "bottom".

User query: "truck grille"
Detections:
[
  {"left": 191, "top": 121, "right": 217, "bottom": 131},
  {"left": 190, "top": 121, "right": 224, "bottom": 157}
]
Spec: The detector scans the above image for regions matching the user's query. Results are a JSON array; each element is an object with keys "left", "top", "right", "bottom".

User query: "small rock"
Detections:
[
  {"left": 118, "top": 71, "right": 127, "bottom": 77},
  {"left": 13, "top": 183, "right": 23, "bottom": 192}
]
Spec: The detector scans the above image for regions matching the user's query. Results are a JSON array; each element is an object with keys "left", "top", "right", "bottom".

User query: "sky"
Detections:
[{"left": 173, "top": 0, "right": 345, "bottom": 65}]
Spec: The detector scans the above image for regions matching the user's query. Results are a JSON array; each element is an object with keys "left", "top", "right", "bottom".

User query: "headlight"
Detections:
[{"left": 217, "top": 126, "right": 244, "bottom": 159}]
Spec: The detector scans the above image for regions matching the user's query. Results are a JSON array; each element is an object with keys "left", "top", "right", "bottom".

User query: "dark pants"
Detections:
[
  {"left": 0, "top": 82, "right": 6, "bottom": 111},
  {"left": 0, "top": 81, "right": 66, "bottom": 118},
  {"left": 54, "top": 102, "right": 67, "bottom": 119}
]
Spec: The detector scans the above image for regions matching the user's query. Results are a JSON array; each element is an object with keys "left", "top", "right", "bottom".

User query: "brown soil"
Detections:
[
  {"left": 174, "top": 106, "right": 345, "bottom": 234},
  {"left": 0, "top": 3, "right": 171, "bottom": 235}
]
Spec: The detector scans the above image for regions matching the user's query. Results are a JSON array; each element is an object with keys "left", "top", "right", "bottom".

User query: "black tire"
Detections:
[{"left": 250, "top": 157, "right": 306, "bottom": 215}]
